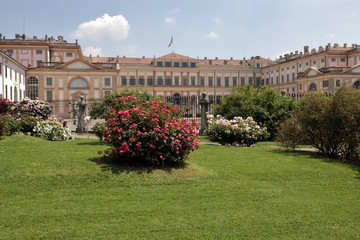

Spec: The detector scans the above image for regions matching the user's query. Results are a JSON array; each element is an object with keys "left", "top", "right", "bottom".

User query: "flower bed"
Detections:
[{"left": 206, "top": 114, "right": 269, "bottom": 146}]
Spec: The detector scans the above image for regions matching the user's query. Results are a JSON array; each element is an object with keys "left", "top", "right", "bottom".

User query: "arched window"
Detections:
[
  {"left": 354, "top": 80, "right": 360, "bottom": 89},
  {"left": 27, "top": 77, "right": 38, "bottom": 100},
  {"left": 309, "top": 83, "right": 317, "bottom": 91},
  {"left": 69, "top": 78, "right": 88, "bottom": 89}
]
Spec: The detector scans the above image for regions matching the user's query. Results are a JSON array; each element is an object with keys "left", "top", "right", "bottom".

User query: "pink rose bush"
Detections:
[
  {"left": 12, "top": 97, "right": 52, "bottom": 120},
  {"left": 100, "top": 96, "right": 200, "bottom": 166},
  {"left": 206, "top": 114, "right": 269, "bottom": 146}
]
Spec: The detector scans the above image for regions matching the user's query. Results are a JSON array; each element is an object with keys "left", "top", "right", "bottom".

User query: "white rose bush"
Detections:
[{"left": 206, "top": 114, "right": 269, "bottom": 146}]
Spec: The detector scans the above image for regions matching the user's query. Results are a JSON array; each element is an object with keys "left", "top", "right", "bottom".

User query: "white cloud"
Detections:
[
  {"left": 84, "top": 46, "right": 103, "bottom": 57},
  {"left": 212, "top": 17, "right": 220, "bottom": 22},
  {"left": 206, "top": 32, "right": 219, "bottom": 38},
  {"left": 72, "top": 13, "right": 130, "bottom": 41},
  {"left": 164, "top": 17, "right": 175, "bottom": 23},
  {"left": 169, "top": 7, "right": 180, "bottom": 15}
]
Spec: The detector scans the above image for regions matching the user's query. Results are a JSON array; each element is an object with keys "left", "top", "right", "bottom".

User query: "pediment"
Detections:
[
  {"left": 298, "top": 67, "right": 323, "bottom": 78},
  {"left": 342, "top": 64, "right": 360, "bottom": 73},
  {"left": 55, "top": 58, "right": 101, "bottom": 70}
]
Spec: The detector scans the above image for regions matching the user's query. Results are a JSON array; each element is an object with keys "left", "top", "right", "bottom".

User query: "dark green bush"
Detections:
[
  {"left": 18, "top": 115, "right": 40, "bottom": 135},
  {"left": 0, "top": 114, "right": 20, "bottom": 136},
  {"left": 213, "top": 85, "right": 296, "bottom": 139}
]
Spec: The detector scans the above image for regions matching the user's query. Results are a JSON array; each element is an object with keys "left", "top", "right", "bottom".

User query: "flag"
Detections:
[{"left": 168, "top": 36, "right": 173, "bottom": 47}]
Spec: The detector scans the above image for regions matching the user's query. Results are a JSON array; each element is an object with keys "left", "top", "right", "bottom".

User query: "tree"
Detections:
[
  {"left": 89, "top": 89, "right": 161, "bottom": 119},
  {"left": 213, "top": 85, "right": 296, "bottom": 138}
]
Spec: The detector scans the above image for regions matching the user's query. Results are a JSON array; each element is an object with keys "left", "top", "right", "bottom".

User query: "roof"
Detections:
[
  {"left": 155, "top": 53, "right": 196, "bottom": 60},
  {"left": 90, "top": 56, "right": 153, "bottom": 65}
]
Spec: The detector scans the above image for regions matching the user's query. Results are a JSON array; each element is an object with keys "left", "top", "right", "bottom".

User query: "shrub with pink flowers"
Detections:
[
  {"left": 12, "top": 97, "right": 52, "bottom": 120},
  {"left": 101, "top": 96, "right": 200, "bottom": 166},
  {"left": 206, "top": 114, "right": 269, "bottom": 146}
]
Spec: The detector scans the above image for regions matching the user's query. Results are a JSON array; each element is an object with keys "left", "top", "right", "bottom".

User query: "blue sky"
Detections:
[{"left": 1, "top": 0, "right": 360, "bottom": 60}]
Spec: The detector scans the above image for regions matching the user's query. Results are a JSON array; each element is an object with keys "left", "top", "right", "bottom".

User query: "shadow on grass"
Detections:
[
  {"left": 89, "top": 156, "right": 187, "bottom": 174},
  {"left": 268, "top": 147, "right": 360, "bottom": 180},
  {"left": 76, "top": 141, "right": 108, "bottom": 146}
]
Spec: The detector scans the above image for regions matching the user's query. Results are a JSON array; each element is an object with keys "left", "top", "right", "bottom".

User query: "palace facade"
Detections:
[{"left": 1, "top": 33, "right": 360, "bottom": 118}]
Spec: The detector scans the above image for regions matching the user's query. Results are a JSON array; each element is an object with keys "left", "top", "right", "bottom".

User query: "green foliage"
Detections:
[
  {"left": 275, "top": 115, "right": 308, "bottom": 149},
  {"left": 89, "top": 89, "right": 161, "bottom": 119},
  {"left": 213, "top": 85, "right": 296, "bottom": 138},
  {"left": 0, "top": 114, "right": 20, "bottom": 136},
  {"left": 278, "top": 87, "right": 360, "bottom": 162},
  {"left": 18, "top": 114, "right": 41, "bottom": 134},
  {"left": 91, "top": 122, "right": 106, "bottom": 140}
]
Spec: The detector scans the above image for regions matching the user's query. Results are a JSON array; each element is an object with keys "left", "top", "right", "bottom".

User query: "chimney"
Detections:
[
  {"left": 15, "top": 34, "right": 20, "bottom": 39},
  {"left": 343, "top": 43, "right": 347, "bottom": 48},
  {"left": 304, "top": 46, "right": 309, "bottom": 53},
  {"left": 209, "top": 60, "right": 213, "bottom": 65},
  {"left": 319, "top": 46, "right": 324, "bottom": 52},
  {"left": 21, "top": 34, "right": 26, "bottom": 40},
  {"left": 57, "top": 36, "right": 64, "bottom": 41},
  {"left": 295, "top": 50, "right": 298, "bottom": 54},
  {"left": 334, "top": 43, "right": 339, "bottom": 48},
  {"left": 142, "top": 56, "right": 145, "bottom": 58},
  {"left": 230, "top": 57, "right": 233, "bottom": 60},
  {"left": 215, "top": 57, "right": 218, "bottom": 60},
  {"left": 33, "top": 36, "right": 37, "bottom": 39},
  {"left": 123, "top": 56, "right": 126, "bottom": 58},
  {"left": 0, "top": 33, "right": 2, "bottom": 39},
  {"left": 204, "top": 56, "right": 207, "bottom": 60},
  {"left": 224, "top": 60, "right": 228, "bottom": 65},
  {"left": 311, "top": 48, "right": 316, "bottom": 54}
]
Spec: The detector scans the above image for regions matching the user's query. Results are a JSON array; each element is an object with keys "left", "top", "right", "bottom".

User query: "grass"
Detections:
[{"left": 1, "top": 135, "right": 360, "bottom": 239}]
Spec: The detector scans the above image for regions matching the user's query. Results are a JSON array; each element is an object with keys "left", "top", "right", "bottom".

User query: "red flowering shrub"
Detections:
[
  {"left": 0, "top": 98, "right": 13, "bottom": 114},
  {"left": 101, "top": 96, "right": 200, "bottom": 166}
]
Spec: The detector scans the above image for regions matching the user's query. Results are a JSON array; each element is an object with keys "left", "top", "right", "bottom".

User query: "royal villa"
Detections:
[{"left": 0, "top": 33, "right": 359, "bottom": 118}]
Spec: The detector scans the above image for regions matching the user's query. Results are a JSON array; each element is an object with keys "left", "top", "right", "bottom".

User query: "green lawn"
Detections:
[{"left": 1, "top": 135, "right": 360, "bottom": 239}]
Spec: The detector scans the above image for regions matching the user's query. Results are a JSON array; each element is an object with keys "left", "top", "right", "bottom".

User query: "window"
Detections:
[
  {"left": 299, "top": 84, "right": 302, "bottom": 91},
  {"left": 323, "top": 80, "right": 329, "bottom": 88},
  {"left": 200, "top": 77, "right": 205, "bottom": 87},
  {"left": 292, "top": 66, "right": 295, "bottom": 69},
  {"left": 147, "top": 78, "right": 153, "bottom": 86},
  {"left": 138, "top": 78, "right": 145, "bottom": 85},
  {"left": 174, "top": 77, "right": 179, "bottom": 86},
  {"left": 286, "top": 74, "right": 289, "bottom": 82},
  {"left": 321, "top": 59, "right": 325, "bottom": 63},
  {"left": 122, "top": 78, "right": 127, "bottom": 86},
  {"left": 36, "top": 50, "right": 43, "bottom": 54},
  {"left": 182, "top": 78, "right": 187, "bottom": 86},
  {"left": 46, "top": 77, "right": 53, "bottom": 86},
  {"left": 225, "top": 77, "right": 229, "bottom": 87},
  {"left": 313, "top": 61, "right": 316, "bottom": 65},
  {"left": 292, "top": 88, "right": 295, "bottom": 92},
  {"left": 174, "top": 62, "right": 180, "bottom": 67},
  {"left": 191, "top": 77, "right": 196, "bottom": 86},
  {"left": 287, "top": 67, "right": 289, "bottom": 70},
  {"left": 256, "top": 63, "right": 261, "bottom": 68},
  {"left": 0, "top": 63, "right": 2, "bottom": 75},
  {"left": 276, "top": 76, "right": 279, "bottom": 83},
  {"left": 271, "top": 77, "right": 273, "bottom": 85},
  {"left": 292, "top": 73, "right": 295, "bottom": 81},
  {"left": 281, "top": 75, "right": 284, "bottom": 83},
  {"left": 232, "top": 77, "right": 237, "bottom": 86},
  {"left": 27, "top": 77, "right": 38, "bottom": 100},
  {"left": 190, "top": 62, "right": 196, "bottom": 68},
  {"left": 309, "top": 83, "right": 317, "bottom": 91},
  {"left": 66, "top": 52, "right": 73, "bottom": 57},
  {"left": 181, "top": 62, "right": 188, "bottom": 68},
  {"left": 165, "top": 62, "right": 172, "bottom": 67},
  {"left": 208, "top": 77, "right": 213, "bottom": 87},
  {"left": 129, "top": 78, "right": 136, "bottom": 86},
  {"left": 340, "top": 58, "right": 345, "bottom": 62},
  {"left": 266, "top": 78, "right": 269, "bottom": 85},
  {"left": 241, "top": 77, "right": 245, "bottom": 86},
  {"left": 46, "top": 91, "right": 53, "bottom": 102},
  {"left": 37, "top": 60, "right": 42, "bottom": 66},
  {"left": 299, "top": 64, "right": 301, "bottom": 68},
  {"left": 104, "top": 77, "right": 111, "bottom": 86},
  {"left": 336, "top": 79, "right": 341, "bottom": 87},
  {"left": 156, "top": 62, "right": 163, "bottom": 67},
  {"left": 7, "top": 49, "right": 13, "bottom": 54},
  {"left": 216, "top": 77, "right": 221, "bottom": 87},
  {"left": 69, "top": 78, "right": 88, "bottom": 88},
  {"left": 331, "top": 58, "right": 336, "bottom": 62},
  {"left": 157, "top": 78, "right": 163, "bottom": 86},
  {"left": 306, "top": 62, "right": 308, "bottom": 66},
  {"left": 354, "top": 80, "right": 360, "bottom": 89},
  {"left": 165, "top": 78, "right": 172, "bottom": 86}
]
